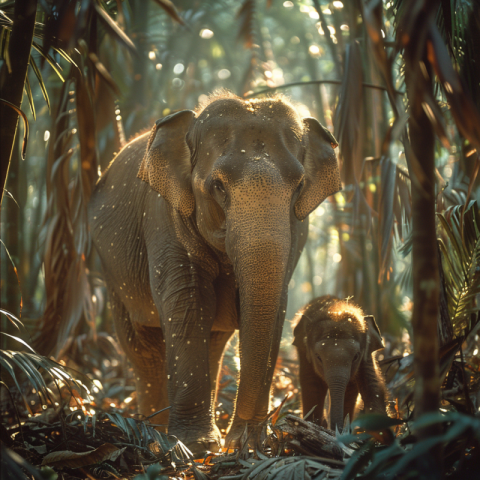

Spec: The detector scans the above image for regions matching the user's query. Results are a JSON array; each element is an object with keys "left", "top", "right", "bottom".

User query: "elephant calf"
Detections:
[{"left": 293, "top": 295, "right": 386, "bottom": 430}]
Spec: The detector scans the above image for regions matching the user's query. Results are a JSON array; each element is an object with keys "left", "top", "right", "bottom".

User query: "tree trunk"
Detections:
[
  {"left": 405, "top": 15, "right": 441, "bottom": 473},
  {"left": 0, "top": 0, "right": 37, "bottom": 207}
]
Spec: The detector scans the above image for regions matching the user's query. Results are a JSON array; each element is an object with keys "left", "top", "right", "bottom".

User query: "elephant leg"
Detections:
[
  {"left": 147, "top": 248, "right": 221, "bottom": 454},
  {"left": 357, "top": 357, "right": 386, "bottom": 415},
  {"left": 209, "top": 331, "right": 234, "bottom": 406},
  {"left": 110, "top": 290, "right": 168, "bottom": 428},
  {"left": 343, "top": 382, "right": 359, "bottom": 425}
]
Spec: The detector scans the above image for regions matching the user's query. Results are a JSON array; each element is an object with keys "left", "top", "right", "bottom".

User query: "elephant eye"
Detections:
[
  {"left": 353, "top": 352, "right": 360, "bottom": 362},
  {"left": 212, "top": 180, "right": 226, "bottom": 195}
]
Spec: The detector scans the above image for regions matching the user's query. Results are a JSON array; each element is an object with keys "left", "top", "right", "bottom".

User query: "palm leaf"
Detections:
[
  {"left": 0, "top": 334, "right": 91, "bottom": 414},
  {"left": 0, "top": 22, "right": 12, "bottom": 73},
  {"left": 23, "top": 74, "right": 36, "bottom": 120},
  {"left": 31, "top": 41, "right": 65, "bottom": 82},
  {"left": 29, "top": 55, "right": 50, "bottom": 111},
  {"left": 151, "top": 0, "right": 185, "bottom": 25},
  {"left": 0, "top": 308, "right": 23, "bottom": 331},
  {"left": 437, "top": 201, "right": 480, "bottom": 335},
  {"left": 94, "top": 2, "right": 136, "bottom": 54}
]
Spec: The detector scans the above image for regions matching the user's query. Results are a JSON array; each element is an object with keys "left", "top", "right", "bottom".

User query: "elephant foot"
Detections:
[
  {"left": 169, "top": 423, "right": 222, "bottom": 457},
  {"left": 225, "top": 418, "right": 266, "bottom": 450},
  {"left": 186, "top": 440, "right": 221, "bottom": 459}
]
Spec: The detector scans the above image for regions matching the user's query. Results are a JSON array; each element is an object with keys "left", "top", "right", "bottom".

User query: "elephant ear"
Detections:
[
  {"left": 292, "top": 315, "right": 305, "bottom": 347},
  {"left": 292, "top": 315, "right": 313, "bottom": 363},
  {"left": 295, "top": 117, "right": 342, "bottom": 220},
  {"left": 364, "top": 315, "right": 384, "bottom": 361},
  {"left": 138, "top": 110, "right": 196, "bottom": 216}
]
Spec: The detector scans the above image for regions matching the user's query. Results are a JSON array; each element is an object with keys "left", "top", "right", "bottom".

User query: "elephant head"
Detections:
[
  {"left": 294, "top": 296, "right": 384, "bottom": 430},
  {"left": 138, "top": 93, "right": 341, "bottom": 424}
]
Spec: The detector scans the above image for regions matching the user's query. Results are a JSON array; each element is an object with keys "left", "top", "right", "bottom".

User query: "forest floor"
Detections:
[{"left": 1, "top": 328, "right": 479, "bottom": 479}]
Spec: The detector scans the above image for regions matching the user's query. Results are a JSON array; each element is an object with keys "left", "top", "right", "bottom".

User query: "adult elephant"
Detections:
[{"left": 88, "top": 92, "right": 341, "bottom": 453}]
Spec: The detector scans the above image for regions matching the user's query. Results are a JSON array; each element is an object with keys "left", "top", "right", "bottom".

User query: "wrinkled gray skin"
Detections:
[
  {"left": 88, "top": 93, "right": 341, "bottom": 453},
  {"left": 293, "top": 295, "right": 386, "bottom": 431}
]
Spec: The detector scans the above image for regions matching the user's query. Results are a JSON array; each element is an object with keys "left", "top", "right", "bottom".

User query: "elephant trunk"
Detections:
[
  {"left": 227, "top": 212, "right": 291, "bottom": 421},
  {"left": 326, "top": 374, "right": 348, "bottom": 431}
]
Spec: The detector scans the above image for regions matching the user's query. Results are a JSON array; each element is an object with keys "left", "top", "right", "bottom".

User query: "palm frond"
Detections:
[
  {"left": 150, "top": 0, "right": 185, "bottom": 25},
  {"left": 23, "top": 75, "right": 36, "bottom": 120},
  {"left": 29, "top": 55, "right": 50, "bottom": 112},
  {"left": 0, "top": 334, "right": 91, "bottom": 415},
  {"left": 438, "top": 200, "right": 480, "bottom": 336},
  {"left": 334, "top": 40, "right": 365, "bottom": 188}
]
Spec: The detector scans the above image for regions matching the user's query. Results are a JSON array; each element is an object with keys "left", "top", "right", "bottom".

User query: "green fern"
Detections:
[{"left": 437, "top": 200, "right": 480, "bottom": 336}]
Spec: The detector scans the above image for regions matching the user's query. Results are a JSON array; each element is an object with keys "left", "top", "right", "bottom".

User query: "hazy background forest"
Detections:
[{"left": 1, "top": 0, "right": 479, "bottom": 479}]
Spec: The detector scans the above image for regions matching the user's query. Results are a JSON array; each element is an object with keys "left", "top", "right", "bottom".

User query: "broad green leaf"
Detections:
[{"left": 351, "top": 414, "right": 404, "bottom": 432}]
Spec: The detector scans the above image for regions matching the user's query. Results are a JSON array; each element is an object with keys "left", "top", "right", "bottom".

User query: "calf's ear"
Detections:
[
  {"left": 292, "top": 314, "right": 314, "bottom": 363},
  {"left": 138, "top": 110, "right": 196, "bottom": 217},
  {"left": 364, "top": 315, "right": 384, "bottom": 361},
  {"left": 292, "top": 315, "right": 305, "bottom": 347},
  {"left": 295, "top": 117, "right": 342, "bottom": 220}
]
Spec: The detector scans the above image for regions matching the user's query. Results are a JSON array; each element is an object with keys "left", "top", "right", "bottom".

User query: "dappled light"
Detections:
[{"left": 1, "top": 0, "right": 479, "bottom": 479}]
